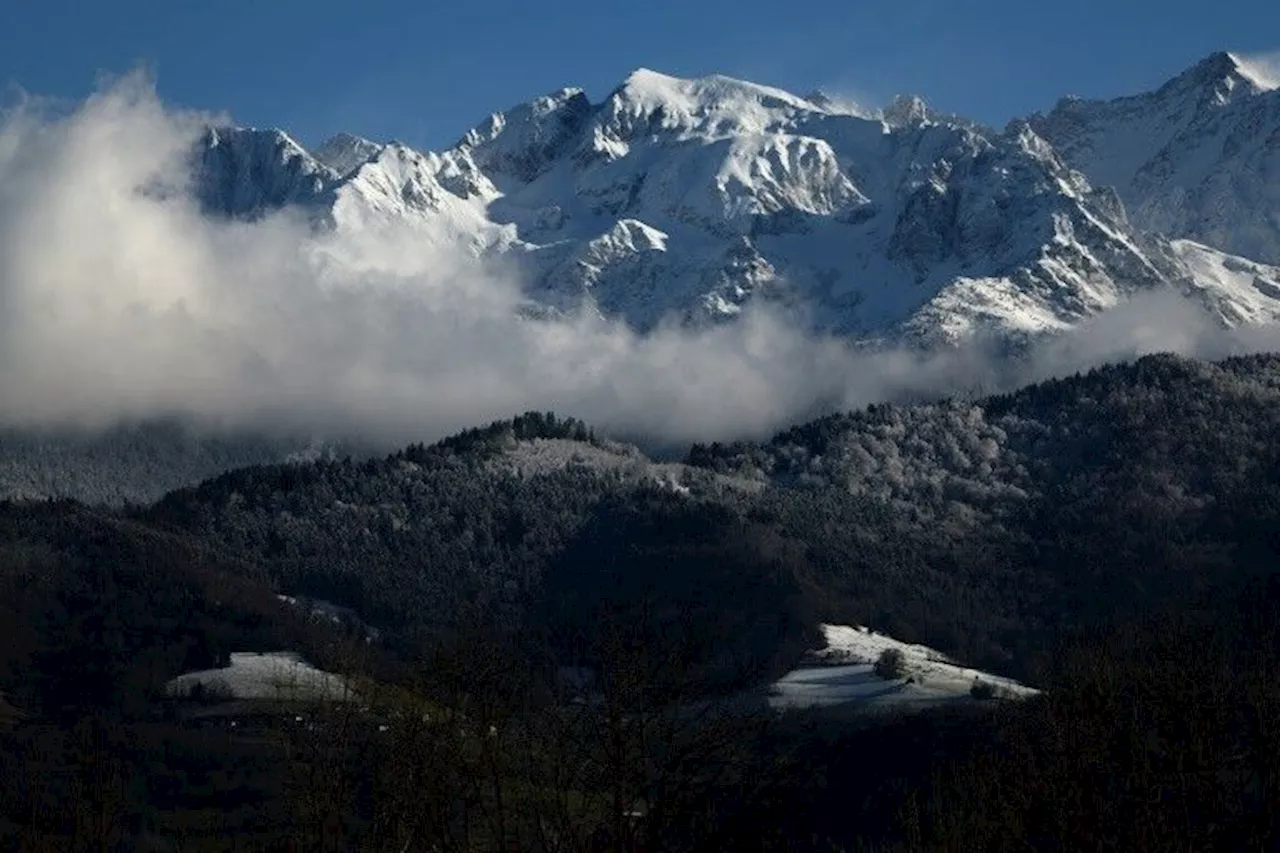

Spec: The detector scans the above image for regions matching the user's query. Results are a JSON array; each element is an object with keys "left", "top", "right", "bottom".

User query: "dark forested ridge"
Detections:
[
  {"left": 1, "top": 353, "right": 1279, "bottom": 849},
  {"left": 137, "top": 353, "right": 1280, "bottom": 680}
]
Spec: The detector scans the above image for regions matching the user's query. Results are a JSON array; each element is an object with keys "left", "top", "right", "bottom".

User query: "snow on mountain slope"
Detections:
[
  {"left": 1171, "top": 239, "right": 1280, "bottom": 326},
  {"left": 189, "top": 57, "right": 1280, "bottom": 346},
  {"left": 1030, "top": 52, "right": 1280, "bottom": 265},
  {"left": 327, "top": 143, "right": 510, "bottom": 253}
]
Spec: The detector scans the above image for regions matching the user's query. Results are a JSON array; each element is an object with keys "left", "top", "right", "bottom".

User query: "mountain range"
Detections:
[{"left": 194, "top": 51, "right": 1280, "bottom": 347}]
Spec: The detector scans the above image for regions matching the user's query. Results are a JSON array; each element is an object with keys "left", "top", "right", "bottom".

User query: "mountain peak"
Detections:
[
  {"left": 460, "top": 86, "right": 590, "bottom": 144},
  {"left": 1192, "top": 50, "right": 1243, "bottom": 78},
  {"left": 1225, "top": 51, "right": 1280, "bottom": 91},
  {"left": 454, "top": 86, "right": 593, "bottom": 183},
  {"left": 621, "top": 66, "right": 677, "bottom": 87},
  {"left": 803, "top": 89, "right": 838, "bottom": 109},
  {"left": 313, "top": 132, "right": 384, "bottom": 176},
  {"left": 195, "top": 126, "right": 334, "bottom": 219},
  {"left": 319, "top": 131, "right": 375, "bottom": 148},
  {"left": 612, "top": 67, "right": 820, "bottom": 113},
  {"left": 803, "top": 89, "right": 875, "bottom": 117},
  {"left": 205, "top": 126, "right": 310, "bottom": 157},
  {"left": 600, "top": 67, "right": 826, "bottom": 143},
  {"left": 882, "top": 94, "right": 934, "bottom": 127},
  {"left": 1029, "top": 48, "right": 1280, "bottom": 266},
  {"left": 1160, "top": 50, "right": 1277, "bottom": 104}
]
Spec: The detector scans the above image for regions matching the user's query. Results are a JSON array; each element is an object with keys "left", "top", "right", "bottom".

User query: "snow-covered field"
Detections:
[
  {"left": 769, "top": 624, "right": 1039, "bottom": 712},
  {"left": 165, "top": 652, "right": 353, "bottom": 702}
]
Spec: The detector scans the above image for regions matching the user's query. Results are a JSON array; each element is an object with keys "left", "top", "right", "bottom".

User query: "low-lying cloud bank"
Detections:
[{"left": 0, "top": 74, "right": 1277, "bottom": 450}]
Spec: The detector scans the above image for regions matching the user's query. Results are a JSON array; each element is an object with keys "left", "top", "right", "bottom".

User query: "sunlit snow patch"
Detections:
[
  {"left": 769, "top": 624, "right": 1039, "bottom": 711},
  {"left": 165, "top": 652, "right": 352, "bottom": 702}
]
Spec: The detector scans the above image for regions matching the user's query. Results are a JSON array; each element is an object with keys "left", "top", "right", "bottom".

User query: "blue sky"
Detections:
[{"left": 3, "top": 0, "right": 1278, "bottom": 151}]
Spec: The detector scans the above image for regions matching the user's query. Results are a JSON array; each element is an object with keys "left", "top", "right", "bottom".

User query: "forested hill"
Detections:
[
  {"left": 690, "top": 352, "right": 1280, "bottom": 519},
  {"left": 140, "top": 353, "right": 1280, "bottom": 683},
  {"left": 688, "top": 352, "right": 1280, "bottom": 673}
]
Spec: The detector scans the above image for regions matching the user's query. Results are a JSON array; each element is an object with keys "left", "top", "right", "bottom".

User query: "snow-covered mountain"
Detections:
[
  {"left": 190, "top": 54, "right": 1280, "bottom": 346},
  {"left": 1030, "top": 52, "right": 1280, "bottom": 265}
]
